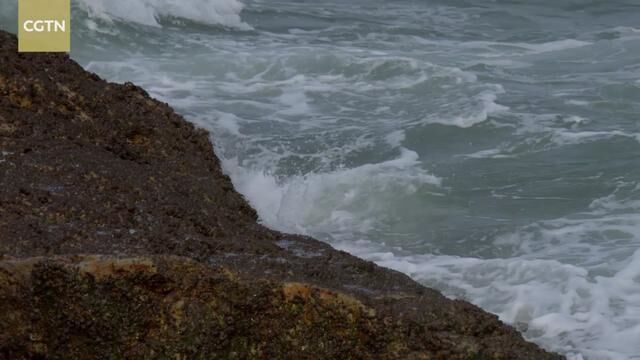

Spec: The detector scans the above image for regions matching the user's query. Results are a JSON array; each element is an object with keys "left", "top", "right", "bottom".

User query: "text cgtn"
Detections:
[{"left": 23, "top": 20, "right": 66, "bottom": 32}]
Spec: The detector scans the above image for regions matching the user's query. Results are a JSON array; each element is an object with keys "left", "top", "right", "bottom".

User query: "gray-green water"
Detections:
[{"left": 3, "top": 1, "right": 640, "bottom": 358}]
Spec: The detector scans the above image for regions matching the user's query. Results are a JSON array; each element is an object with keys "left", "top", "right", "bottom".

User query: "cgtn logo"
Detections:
[
  {"left": 18, "top": 0, "right": 70, "bottom": 52},
  {"left": 23, "top": 19, "right": 67, "bottom": 33}
]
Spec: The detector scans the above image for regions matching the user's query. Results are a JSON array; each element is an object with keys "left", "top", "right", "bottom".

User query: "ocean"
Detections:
[{"left": 2, "top": 0, "right": 640, "bottom": 358}]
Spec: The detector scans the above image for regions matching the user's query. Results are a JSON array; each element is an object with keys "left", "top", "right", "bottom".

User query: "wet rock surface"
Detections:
[{"left": 0, "top": 31, "right": 562, "bottom": 359}]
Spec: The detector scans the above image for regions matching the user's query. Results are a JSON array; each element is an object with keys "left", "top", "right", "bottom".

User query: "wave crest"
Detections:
[{"left": 76, "top": 0, "right": 252, "bottom": 30}]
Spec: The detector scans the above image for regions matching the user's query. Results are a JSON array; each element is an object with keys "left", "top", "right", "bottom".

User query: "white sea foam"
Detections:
[
  {"left": 411, "top": 37, "right": 592, "bottom": 57},
  {"left": 385, "top": 130, "right": 406, "bottom": 147},
  {"left": 516, "top": 39, "right": 592, "bottom": 54},
  {"left": 223, "top": 148, "right": 441, "bottom": 236},
  {"left": 566, "top": 100, "right": 591, "bottom": 107},
  {"left": 332, "top": 239, "right": 640, "bottom": 360},
  {"left": 460, "top": 148, "right": 514, "bottom": 159},
  {"left": 552, "top": 130, "right": 638, "bottom": 146},
  {"left": 75, "top": 0, "right": 252, "bottom": 29},
  {"left": 426, "top": 89, "right": 509, "bottom": 128},
  {"left": 563, "top": 115, "right": 587, "bottom": 125}
]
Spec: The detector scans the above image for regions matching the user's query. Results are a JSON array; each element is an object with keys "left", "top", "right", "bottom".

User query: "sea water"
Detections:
[{"left": 2, "top": 1, "right": 640, "bottom": 358}]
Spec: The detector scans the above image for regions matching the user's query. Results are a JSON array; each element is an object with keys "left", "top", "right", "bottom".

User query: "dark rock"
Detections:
[{"left": 0, "top": 31, "right": 562, "bottom": 359}]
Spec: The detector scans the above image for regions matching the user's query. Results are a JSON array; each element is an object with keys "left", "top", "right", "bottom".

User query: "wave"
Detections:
[
  {"left": 335, "top": 238, "right": 640, "bottom": 360},
  {"left": 223, "top": 148, "right": 442, "bottom": 237},
  {"left": 75, "top": 0, "right": 252, "bottom": 30}
]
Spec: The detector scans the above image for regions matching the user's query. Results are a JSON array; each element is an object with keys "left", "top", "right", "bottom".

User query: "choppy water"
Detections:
[{"left": 3, "top": 1, "right": 640, "bottom": 358}]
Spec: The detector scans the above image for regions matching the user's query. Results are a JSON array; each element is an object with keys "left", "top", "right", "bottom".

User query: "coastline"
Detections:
[{"left": 0, "top": 30, "right": 562, "bottom": 358}]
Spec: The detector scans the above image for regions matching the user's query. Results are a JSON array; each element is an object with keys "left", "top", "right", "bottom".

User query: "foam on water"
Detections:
[
  {"left": 223, "top": 147, "right": 442, "bottom": 237},
  {"left": 552, "top": 130, "right": 640, "bottom": 147},
  {"left": 426, "top": 88, "right": 509, "bottom": 128},
  {"left": 75, "top": 0, "right": 251, "bottom": 29},
  {"left": 332, "top": 239, "right": 640, "bottom": 360}
]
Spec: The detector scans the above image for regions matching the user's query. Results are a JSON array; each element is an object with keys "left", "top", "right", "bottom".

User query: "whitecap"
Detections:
[{"left": 75, "top": 0, "right": 252, "bottom": 30}]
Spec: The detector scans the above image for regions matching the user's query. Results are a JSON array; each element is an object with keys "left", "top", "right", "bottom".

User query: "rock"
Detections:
[
  {"left": 0, "top": 256, "right": 397, "bottom": 358},
  {"left": 0, "top": 30, "right": 562, "bottom": 359},
  {"left": 0, "top": 256, "right": 551, "bottom": 359}
]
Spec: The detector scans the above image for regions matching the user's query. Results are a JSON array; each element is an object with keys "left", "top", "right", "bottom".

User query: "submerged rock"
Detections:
[{"left": 0, "top": 30, "right": 562, "bottom": 359}]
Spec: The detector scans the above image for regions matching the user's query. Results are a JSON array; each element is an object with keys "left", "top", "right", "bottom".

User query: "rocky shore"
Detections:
[{"left": 0, "top": 30, "right": 561, "bottom": 359}]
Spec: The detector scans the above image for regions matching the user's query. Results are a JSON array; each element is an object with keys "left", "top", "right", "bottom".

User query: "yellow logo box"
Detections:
[{"left": 19, "top": 0, "right": 70, "bottom": 52}]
